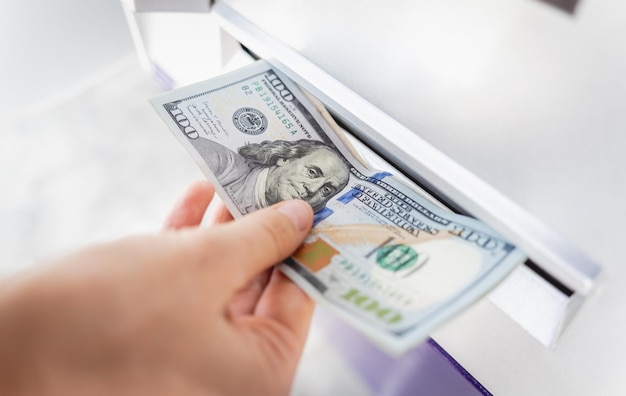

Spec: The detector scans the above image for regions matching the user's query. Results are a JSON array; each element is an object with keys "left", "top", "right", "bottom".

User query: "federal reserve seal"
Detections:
[{"left": 232, "top": 107, "right": 268, "bottom": 135}]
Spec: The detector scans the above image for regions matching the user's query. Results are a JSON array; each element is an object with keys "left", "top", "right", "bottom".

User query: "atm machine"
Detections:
[{"left": 121, "top": 0, "right": 625, "bottom": 394}]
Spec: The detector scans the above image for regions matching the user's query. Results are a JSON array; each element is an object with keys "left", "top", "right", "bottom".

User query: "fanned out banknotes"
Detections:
[{"left": 151, "top": 60, "right": 525, "bottom": 355}]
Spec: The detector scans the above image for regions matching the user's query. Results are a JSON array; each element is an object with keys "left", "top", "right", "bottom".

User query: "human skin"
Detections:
[
  {"left": 0, "top": 181, "right": 315, "bottom": 396},
  {"left": 265, "top": 147, "right": 350, "bottom": 211}
]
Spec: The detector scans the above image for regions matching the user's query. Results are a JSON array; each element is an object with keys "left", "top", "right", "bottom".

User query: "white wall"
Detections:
[{"left": 0, "top": 0, "right": 134, "bottom": 119}]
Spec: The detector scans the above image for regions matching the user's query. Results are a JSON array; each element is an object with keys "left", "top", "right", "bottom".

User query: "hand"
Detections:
[{"left": 0, "top": 181, "right": 315, "bottom": 396}]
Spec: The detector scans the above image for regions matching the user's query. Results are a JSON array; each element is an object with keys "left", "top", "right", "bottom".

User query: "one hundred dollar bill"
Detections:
[{"left": 151, "top": 60, "right": 525, "bottom": 355}]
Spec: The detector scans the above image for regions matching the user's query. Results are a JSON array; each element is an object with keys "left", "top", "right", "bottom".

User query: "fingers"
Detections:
[
  {"left": 206, "top": 198, "right": 234, "bottom": 225},
  {"left": 206, "top": 200, "right": 313, "bottom": 291},
  {"left": 226, "top": 269, "right": 272, "bottom": 316},
  {"left": 255, "top": 268, "right": 315, "bottom": 343},
  {"left": 163, "top": 181, "right": 214, "bottom": 230}
]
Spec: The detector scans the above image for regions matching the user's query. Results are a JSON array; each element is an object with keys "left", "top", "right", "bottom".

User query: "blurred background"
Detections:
[{"left": 0, "top": 0, "right": 203, "bottom": 275}]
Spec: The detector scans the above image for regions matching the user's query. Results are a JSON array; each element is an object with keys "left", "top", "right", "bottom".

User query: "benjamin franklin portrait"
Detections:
[{"left": 191, "top": 138, "right": 351, "bottom": 214}]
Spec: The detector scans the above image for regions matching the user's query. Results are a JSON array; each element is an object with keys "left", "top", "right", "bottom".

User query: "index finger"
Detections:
[
  {"left": 206, "top": 198, "right": 234, "bottom": 225},
  {"left": 163, "top": 181, "right": 214, "bottom": 230}
]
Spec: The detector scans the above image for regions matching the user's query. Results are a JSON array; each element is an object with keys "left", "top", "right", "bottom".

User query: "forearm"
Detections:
[{"left": 0, "top": 275, "right": 89, "bottom": 396}]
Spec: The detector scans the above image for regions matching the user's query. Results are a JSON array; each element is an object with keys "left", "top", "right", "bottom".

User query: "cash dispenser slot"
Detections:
[
  {"left": 121, "top": 0, "right": 602, "bottom": 347},
  {"left": 207, "top": 1, "right": 600, "bottom": 348}
]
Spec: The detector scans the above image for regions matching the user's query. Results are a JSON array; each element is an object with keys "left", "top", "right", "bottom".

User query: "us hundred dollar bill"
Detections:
[{"left": 151, "top": 60, "right": 525, "bottom": 355}]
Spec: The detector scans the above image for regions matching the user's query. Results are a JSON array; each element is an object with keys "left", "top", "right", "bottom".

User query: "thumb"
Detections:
[{"left": 201, "top": 200, "right": 314, "bottom": 291}]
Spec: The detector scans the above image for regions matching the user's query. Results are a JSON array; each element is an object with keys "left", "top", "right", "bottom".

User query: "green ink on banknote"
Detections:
[
  {"left": 376, "top": 244, "right": 418, "bottom": 272},
  {"left": 341, "top": 288, "right": 403, "bottom": 324}
]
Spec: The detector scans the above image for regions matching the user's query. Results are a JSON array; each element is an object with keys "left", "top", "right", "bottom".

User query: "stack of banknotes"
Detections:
[{"left": 151, "top": 60, "right": 525, "bottom": 355}]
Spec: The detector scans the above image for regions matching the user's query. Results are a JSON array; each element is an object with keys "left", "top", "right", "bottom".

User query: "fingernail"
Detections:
[{"left": 277, "top": 200, "right": 312, "bottom": 232}]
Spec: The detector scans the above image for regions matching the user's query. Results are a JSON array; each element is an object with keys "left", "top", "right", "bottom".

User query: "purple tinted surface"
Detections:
[{"left": 316, "top": 309, "right": 491, "bottom": 396}]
